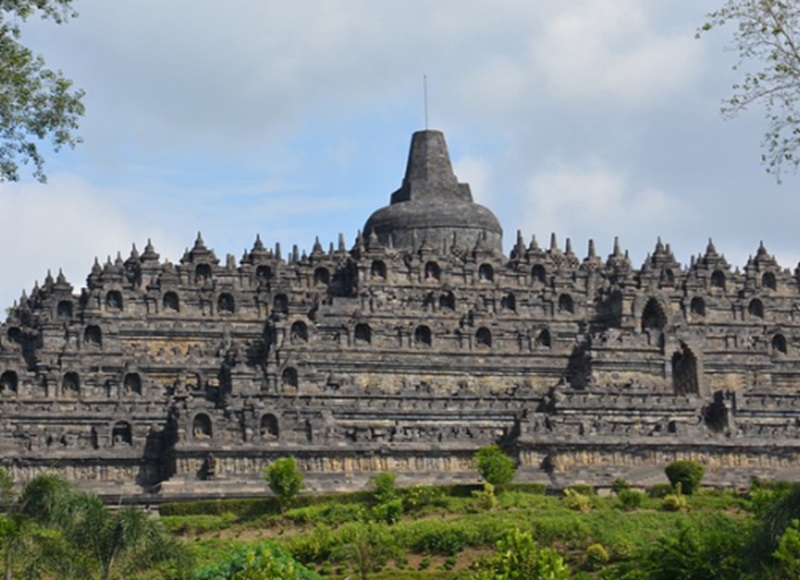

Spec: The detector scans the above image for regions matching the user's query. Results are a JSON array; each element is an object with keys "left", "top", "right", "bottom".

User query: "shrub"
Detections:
[
  {"left": 608, "top": 537, "right": 636, "bottom": 562},
  {"left": 192, "top": 541, "right": 319, "bottom": 580},
  {"left": 475, "top": 445, "right": 516, "bottom": 487},
  {"left": 648, "top": 483, "right": 673, "bottom": 499},
  {"left": 370, "top": 472, "right": 397, "bottom": 504},
  {"left": 264, "top": 457, "right": 304, "bottom": 512},
  {"left": 773, "top": 519, "right": 800, "bottom": 579},
  {"left": 617, "top": 489, "right": 643, "bottom": 511},
  {"left": 472, "top": 528, "right": 570, "bottom": 580},
  {"left": 586, "top": 543, "right": 610, "bottom": 570},
  {"left": 566, "top": 484, "right": 596, "bottom": 496},
  {"left": 662, "top": 493, "right": 688, "bottom": 512},
  {"left": 563, "top": 488, "right": 591, "bottom": 512},
  {"left": 402, "top": 485, "right": 446, "bottom": 512},
  {"left": 611, "top": 478, "right": 631, "bottom": 495},
  {"left": 370, "top": 499, "right": 403, "bottom": 525},
  {"left": 665, "top": 460, "right": 705, "bottom": 495},
  {"left": 472, "top": 483, "right": 499, "bottom": 511}
]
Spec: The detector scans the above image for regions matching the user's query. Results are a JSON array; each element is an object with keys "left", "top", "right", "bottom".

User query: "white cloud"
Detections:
[
  {"left": 0, "top": 176, "right": 183, "bottom": 309},
  {"left": 530, "top": 0, "right": 703, "bottom": 106},
  {"left": 522, "top": 162, "right": 693, "bottom": 260}
]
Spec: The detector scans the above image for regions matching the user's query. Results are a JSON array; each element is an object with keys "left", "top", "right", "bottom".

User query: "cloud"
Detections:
[
  {"left": 530, "top": 0, "right": 703, "bottom": 107},
  {"left": 522, "top": 162, "right": 693, "bottom": 260},
  {"left": 0, "top": 175, "right": 183, "bottom": 309}
]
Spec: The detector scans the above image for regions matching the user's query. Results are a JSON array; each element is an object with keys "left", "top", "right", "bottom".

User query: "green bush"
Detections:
[
  {"left": 472, "top": 483, "right": 499, "bottom": 511},
  {"left": 566, "top": 484, "right": 596, "bottom": 496},
  {"left": 402, "top": 485, "right": 447, "bottom": 512},
  {"left": 370, "top": 472, "right": 398, "bottom": 504},
  {"left": 475, "top": 445, "right": 516, "bottom": 487},
  {"left": 191, "top": 541, "right": 320, "bottom": 580},
  {"left": 265, "top": 456, "right": 305, "bottom": 511},
  {"left": 563, "top": 488, "right": 592, "bottom": 512},
  {"left": 647, "top": 484, "right": 673, "bottom": 499},
  {"left": 611, "top": 478, "right": 631, "bottom": 495},
  {"left": 662, "top": 493, "right": 688, "bottom": 512},
  {"left": 370, "top": 499, "right": 403, "bottom": 525},
  {"left": 160, "top": 498, "right": 276, "bottom": 517},
  {"left": 586, "top": 543, "right": 610, "bottom": 570},
  {"left": 665, "top": 460, "right": 705, "bottom": 495},
  {"left": 472, "top": 528, "right": 570, "bottom": 580},
  {"left": 617, "top": 489, "right": 644, "bottom": 511}
]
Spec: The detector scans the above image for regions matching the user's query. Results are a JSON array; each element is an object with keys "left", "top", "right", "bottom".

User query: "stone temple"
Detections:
[{"left": 2, "top": 130, "right": 800, "bottom": 496}]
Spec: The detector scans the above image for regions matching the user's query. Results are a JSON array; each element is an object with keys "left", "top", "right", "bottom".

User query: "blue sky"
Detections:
[{"left": 1, "top": 0, "right": 797, "bottom": 309}]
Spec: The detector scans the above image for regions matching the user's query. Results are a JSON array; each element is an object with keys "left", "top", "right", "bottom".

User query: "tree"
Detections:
[
  {"left": 472, "top": 528, "right": 570, "bottom": 580},
  {"left": 0, "top": 0, "right": 84, "bottom": 182},
  {"left": 699, "top": 1, "right": 800, "bottom": 177},
  {"left": 475, "top": 444, "right": 516, "bottom": 488},
  {"left": 264, "top": 457, "right": 304, "bottom": 512},
  {"left": 664, "top": 460, "right": 705, "bottom": 495}
]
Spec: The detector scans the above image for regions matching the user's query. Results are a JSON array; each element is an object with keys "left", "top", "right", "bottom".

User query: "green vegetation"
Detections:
[
  {"left": 0, "top": 0, "right": 84, "bottom": 182},
  {"left": 265, "top": 456, "right": 305, "bottom": 512},
  {"left": 13, "top": 461, "right": 800, "bottom": 578},
  {"left": 665, "top": 460, "right": 705, "bottom": 495},
  {"left": 474, "top": 445, "right": 516, "bottom": 488},
  {"left": 0, "top": 469, "right": 187, "bottom": 579}
]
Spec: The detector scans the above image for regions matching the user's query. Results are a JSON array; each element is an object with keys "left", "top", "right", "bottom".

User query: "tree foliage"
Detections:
[
  {"left": 0, "top": 0, "right": 84, "bottom": 182},
  {"left": 472, "top": 528, "right": 570, "bottom": 580},
  {"left": 264, "top": 457, "right": 304, "bottom": 512},
  {"left": 475, "top": 445, "right": 516, "bottom": 488},
  {"left": 699, "top": 1, "right": 800, "bottom": 177},
  {"left": 665, "top": 460, "right": 705, "bottom": 495}
]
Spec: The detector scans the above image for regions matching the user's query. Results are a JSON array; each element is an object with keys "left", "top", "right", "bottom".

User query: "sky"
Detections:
[{"left": 0, "top": 0, "right": 797, "bottom": 309}]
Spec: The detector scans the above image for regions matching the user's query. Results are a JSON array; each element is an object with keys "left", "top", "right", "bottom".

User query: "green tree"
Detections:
[
  {"left": 60, "top": 492, "right": 187, "bottom": 580},
  {"left": 0, "top": 0, "right": 84, "bottom": 182},
  {"left": 264, "top": 457, "right": 304, "bottom": 512},
  {"left": 699, "top": 1, "right": 800, "bottom": 177},
  {"left": 774, "top": 519, "right": 800, "bottom": 579},
  {"left": 475, "top": 444, "right": 516, "bottom": 488},
  {"left": 472, "top": 528, "right": 570, "bottom": 580},
  {"left": 664, "top": 460, "right": 705, "bottom": 495}
]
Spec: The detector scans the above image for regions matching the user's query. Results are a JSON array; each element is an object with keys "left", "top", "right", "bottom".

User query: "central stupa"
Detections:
[{"left": 363, "top": 130, "right": 503, "bottom": 253}]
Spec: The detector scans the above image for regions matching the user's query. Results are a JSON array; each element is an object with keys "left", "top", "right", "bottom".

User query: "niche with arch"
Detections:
[
  {"left": 690, "top": 297, "right": 706, "bottom": 318},
  {"left": 476, "top": 327, "right": 492, "bottom": 348},
  {"left": 772, "top": 333, "right": 788, "bottom": 354},
  {"left": 192, "top": 413, "right": 213, "bottom": 439},
  {"left": 354, "top": 323, "right": 372, "bottom": 345},
  {"left": 163, "top": 291, "right": 180, "bottom": 312},
  {"left": 0, "top": 371, "right": 18, "bottom": 394},
  {"left": 763, "top": 271, "right": 777, "bottom": 291},
  {"left": 439, "top": 292, "right": 455, "bottom": 311},
  {"left": 535, "top": 328, "right": 552, "bottom": 348},
  {"left": 62, "top": 372, "right": 80, "bottom": 397},
  {"left": 84, "top": 326, "right": 102, "bottom": 348},
  {"left": 314, "top": 267, "right": 330, "bottom": 286},
  {"left": 532, "top": 264, "right": 547, "bottom": 285},
  {"left": 501, "top": 293, "right": 516, "bottom": 312},
  {"left": 290, "top": 320, "right": 309, "bottom": 343},
  {"left": 478, "top": 263, "right": 494, "bottom": 282},
  {"left": 112, "top": 421, "right": 132, "bottom": 446},
  {"left": 281, "top": 367, "right": 298, "bottom": 389},
  {"left": 256, "top": 265, "right": 272, "bottom": 285},
  {"left": 558, "top": 294, "right": 574, "bottom": 314},
  {"left": 106, "top": 290, "right": 123, "bottom": 311},
  {"left": 672, "top": 345, "right": 699, "bottom": 396},
  {"left": 260, "top": 414, "right": 279, "bottom": 440},
  {"left": 195, "top": 263, "right": 212, "bottom": 284},
  {"left": 748, "top": 298, "right": 764, "bottom": 319},
  {"left": 123, "top": 372, "right": 142, "bottom": 396},
  {"left": 641, "top": 298, "right": 667, "bottom": 332},
  {"left": 217, "top": 293, "right": 235, "bottom": 314},
  {"left": 711, "top": 270, "right": 726, "bottom": 292},
  {"left": 371, "top": 260, "right": 387, "bottom": 279},
  {"left": 414, "top": 325, "right": 432, "bottom": 347},
  {"left": 273, "top": 294, "right": 289, "bottom": 314},
  {"left": 424, "top": 261, "right": 441, "bottom": 281},
  {"left": 57, "top": 300, "right": 73, "bottom": 320}
]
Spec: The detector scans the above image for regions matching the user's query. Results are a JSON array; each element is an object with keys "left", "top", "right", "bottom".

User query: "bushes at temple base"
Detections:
[
  {"left": 665, "top": 460, "right": 705, "bottom": 495},
  {"left": 264, "top": 457, "right": 304, "bottom": 512},
  {"left": 475, "top": 445, "right": 516, "bottom": 488}
]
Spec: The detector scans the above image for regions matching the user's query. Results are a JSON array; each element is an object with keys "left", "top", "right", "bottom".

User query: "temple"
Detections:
[{"left": 1, "top": 129, "right": 800, "bottom": 496}]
